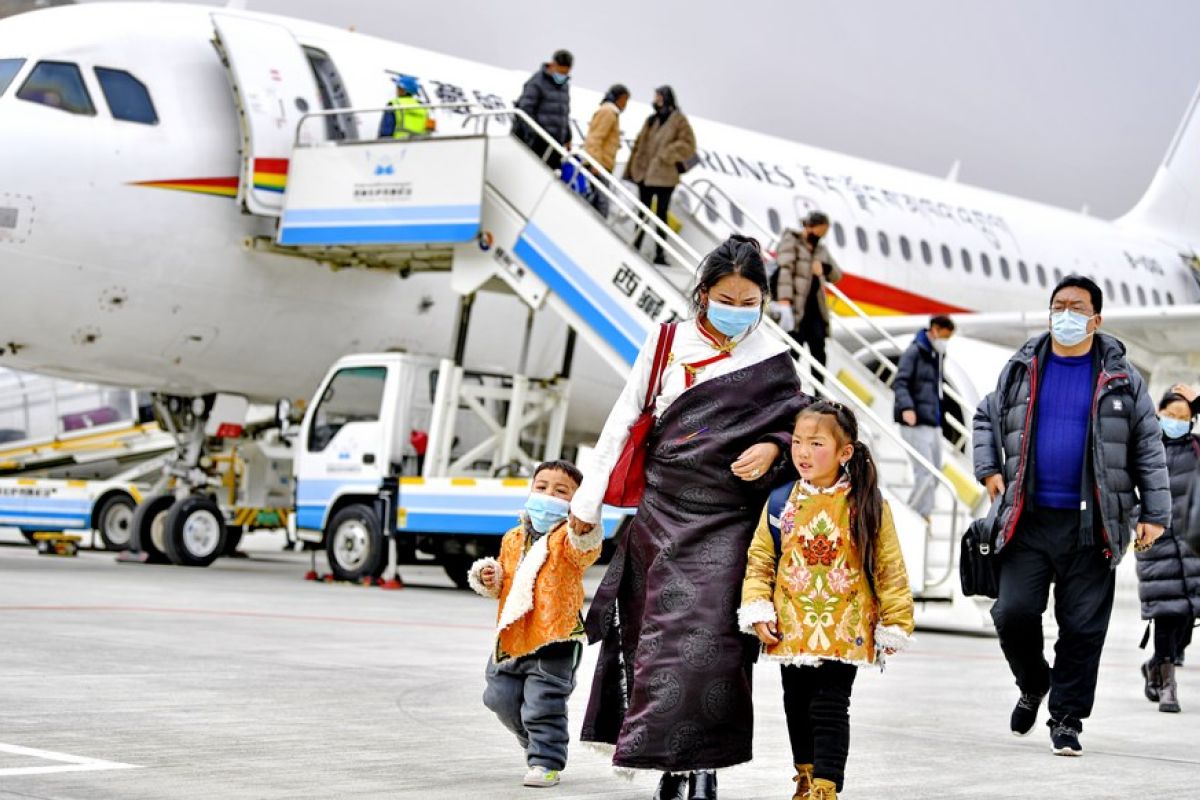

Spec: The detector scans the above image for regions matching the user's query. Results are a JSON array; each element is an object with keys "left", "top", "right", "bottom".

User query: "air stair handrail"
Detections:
[{"left": 292, "top": 103, "right": 964, "bottom": 589}]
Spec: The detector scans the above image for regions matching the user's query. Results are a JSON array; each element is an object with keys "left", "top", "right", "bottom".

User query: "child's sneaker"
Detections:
[{"left": 524, "top": 766, "right": 561, "bottom": 788}]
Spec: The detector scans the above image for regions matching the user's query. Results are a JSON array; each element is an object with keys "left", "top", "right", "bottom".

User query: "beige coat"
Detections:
[
  {"left": 625, "top": 110, "right": 696, "bottom": 188},
  {"left": 583, "top": 101, "right": 622, "bottom": 172},
  {"left": 775, "top": 228, "right": 843, "bottom": 327}
]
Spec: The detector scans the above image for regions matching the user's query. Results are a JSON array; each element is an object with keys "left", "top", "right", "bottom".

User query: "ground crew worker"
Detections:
[{"left": 378, "top": 74, "right": 435, "bottom": 139}]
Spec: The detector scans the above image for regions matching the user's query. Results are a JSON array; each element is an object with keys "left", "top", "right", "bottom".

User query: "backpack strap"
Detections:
[{"left": 766, "top": 482, "right": 794, "bottom": 557}]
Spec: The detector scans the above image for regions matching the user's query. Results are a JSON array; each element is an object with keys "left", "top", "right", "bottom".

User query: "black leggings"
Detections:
[
  {"left": 632, "top": 184, "right": 675, "bottom": 260},
  {"left": 781, "top": 661, "right": 858, "bottom": 791},
  {"left": 1153, "top": 615, "right": 1194, "bottom": 662}
]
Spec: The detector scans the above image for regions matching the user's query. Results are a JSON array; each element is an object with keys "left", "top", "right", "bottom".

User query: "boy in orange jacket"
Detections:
[{"left": 468, "top": 460, "right": 602, "bottom": 788}]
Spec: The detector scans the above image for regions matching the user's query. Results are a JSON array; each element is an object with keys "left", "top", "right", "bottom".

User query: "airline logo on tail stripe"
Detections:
[{"left": 131, "top": 158, "right": 290, "bottom": 198}]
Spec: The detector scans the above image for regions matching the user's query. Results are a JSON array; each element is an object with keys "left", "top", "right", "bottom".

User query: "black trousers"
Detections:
[
  {"left": 632, "top": 184, "right": 675, "bottom": 260},
  {"left": 990, "top": 507, "right": 1115, "bottom": 725},
  {"left": 781, "top": 661, "right": 858, "bottom": 791},
  {"left": 1153, "top": 615, "right": 1194, "bottom": 662},
  {"left": 789, "top": 317, "right": 828, "bottom": 383}
]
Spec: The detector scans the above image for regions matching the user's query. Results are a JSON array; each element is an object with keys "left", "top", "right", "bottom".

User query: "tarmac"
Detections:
[{"left": 1, "top": 531, "right": 1198, "bottom": 800}]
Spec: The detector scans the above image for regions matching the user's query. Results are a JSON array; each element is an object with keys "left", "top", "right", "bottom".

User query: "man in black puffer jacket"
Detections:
[
  {"left": 512, "top": 49, "right": 573, "bottom": 169},
  {"left": 894, "top": 315, "right": 956, "bottom": 521},
  {"left": 973, "top": 275, "right": 1170, "bottom": 757}
]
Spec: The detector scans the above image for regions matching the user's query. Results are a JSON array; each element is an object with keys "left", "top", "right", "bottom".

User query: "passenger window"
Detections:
[
  {"left": 16, "top": 60, "right": 95, "bottom": 115},
  {"left": 999, "top": 256, "right": 1011, "bottom": 280},
  {"left": 899, "top": 236, "right": 912, "bottom": 261},
  {"left": 878, "top": 231, "right": 890, "bottom": 257},
  {"left": 980, "top": 252, "right": 992, "bottom": 277},
  {"left": 1104, "top": 278, "right": 1115, "bottom": 299},
  {"left": 1018, "top": 260, "right": 1029, "bottom": 283},
  {"left": 833, "top": 222, "right": 846, "bottom": 248},
  {"left": 960, "top": 248, "right": 972, "bottom": 273},
  {"left": 1166, "top": 291, "right": 1175, "bottom": 305},
  {"left": 307, "top": 366, "right": 387, "bottom": 452},
  {"left": 1136, "top": 285, "right": 1146, "bottom": 305},
  {"left": 1120, "top": 282, "right": 1131, "bottom": 304},
  {"left": 1035, "top": 264, "right": 1046, "bottom": 287},
  {"left": 94, "top": 67, "right": 157, "bottom": 124},
  {"left": 1151, "top": 288, "right": 1161, "bottom": 305},
  {"left": 856, "top": 226, "right": 869, "bottom": 253},
  {"left": 940, "top": 244, "right": 952, "bottom": 269},
  {"left": 1053, "top": 267, "right": 1063, "bottom": 284},
  {"left": 0, "top": 58, "right": 25, "bottom": 96},
  {"left": 767, "top": 208, "right": 782, "bottom": 235},
  {"left": 920, "top": 240, "right": 932, "bottom": 265}
]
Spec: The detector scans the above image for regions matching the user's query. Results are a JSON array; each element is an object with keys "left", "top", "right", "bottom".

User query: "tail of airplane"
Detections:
[{"left": 1121, "top": 81, "right": 1200, "bottom": 239}]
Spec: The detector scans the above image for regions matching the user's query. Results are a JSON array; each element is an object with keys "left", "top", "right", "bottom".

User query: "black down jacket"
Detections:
[
  {"left": 893, "top": 328, "right": 944, "bottom": 427},
  {"left": 512, "top": 65, "right": 572, "bottom": 148},
  {"left": 1135, "top": 433, "right": 1200, "bottom": 618},
  {"left": 972, "top": 332, "right": 1171, "bottom": 566}
]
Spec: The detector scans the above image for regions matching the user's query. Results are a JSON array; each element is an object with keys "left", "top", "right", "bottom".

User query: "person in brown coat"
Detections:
[
  {"left": 774, "top": 210, "right": 843, "bottom": 380},
  {"left": 627, "top": 85, "right": 696, "bottom": 265},
  {"left": 582, "top": 84, "right": 629, "bottom": 218}
]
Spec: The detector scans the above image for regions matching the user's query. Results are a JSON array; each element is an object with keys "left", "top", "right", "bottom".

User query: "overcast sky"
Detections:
[{"left": 76, "top": 0, "right": 1200, "bottom": 218}]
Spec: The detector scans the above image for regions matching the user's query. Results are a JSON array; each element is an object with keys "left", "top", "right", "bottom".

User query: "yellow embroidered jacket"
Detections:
[
  {"left": 468, "top": 519, "right": 603, "bottom": 662},
  {"left": 738, "top": 481, "right": 914, "bottom": 666}
]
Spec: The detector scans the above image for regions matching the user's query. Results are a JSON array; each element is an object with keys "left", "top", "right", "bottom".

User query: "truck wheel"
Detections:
[
  {"left": 325, "top": 504, "right": 384, "bottom": 582},
  {"left": 130, "top": 494, "right": 175, "bottom": 563},
  {"left": 441, "top": 555, "right": 474, "bottom": 590},
  {"left": 95, "top": 493, "right": 136, "bottom": 551},
  {"left": 164, "top": 495, "right": 227, "bottom": 568}
]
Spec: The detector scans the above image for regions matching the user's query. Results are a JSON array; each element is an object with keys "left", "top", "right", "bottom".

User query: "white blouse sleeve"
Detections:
[{"left": 570, "top": 337, "right": 656, "bottom": 524}]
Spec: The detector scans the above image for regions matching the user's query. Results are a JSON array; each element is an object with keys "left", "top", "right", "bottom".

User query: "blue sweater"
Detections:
[{"left": 1034, "top": 352, "right": 1094, "bottom": 509}]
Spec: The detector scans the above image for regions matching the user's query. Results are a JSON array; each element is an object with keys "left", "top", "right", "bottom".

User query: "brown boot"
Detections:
[
  {"left": 1142, "top": 659, "right": 1161, "bottom": 702},
  {"left": 1159, "top": 661, "right": 1181, "bottom": 713},
  {"left": 792, "top": 763, "right": 814, "bottom": 800},
  {"left": 810, "top": 778, "right": 837, "bottom": 800}
]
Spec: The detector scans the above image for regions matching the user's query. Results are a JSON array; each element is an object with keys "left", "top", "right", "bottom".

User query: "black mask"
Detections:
[{"left": 806, "top": 232, "right": 821, "bottom": 247}]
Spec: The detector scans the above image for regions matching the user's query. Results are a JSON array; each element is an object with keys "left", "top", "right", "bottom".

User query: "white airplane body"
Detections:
[{"left": 1, "top": 2, "right": 1198, "bottom": 433}]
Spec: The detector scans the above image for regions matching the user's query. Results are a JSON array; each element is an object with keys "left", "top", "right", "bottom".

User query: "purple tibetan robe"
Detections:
[{"left": 581, "top": 351, "right": 809, "bottom": 772}]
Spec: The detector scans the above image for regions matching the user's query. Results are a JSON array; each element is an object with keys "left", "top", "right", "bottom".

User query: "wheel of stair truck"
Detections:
[
  {"left": 324, "top": 504, "right": 385, "bottom": 582},
  {"left": 221, "top": 525, "right": 244, "bottom": 556},
  {"left": 163, "top": 494, "right": 227, "bottom": 568},
  {"left": 130, "top": 493, "right": 175, "bottom": 564},
  {"left": 94, "top": 492, "right": 136, "bottom": 551}
]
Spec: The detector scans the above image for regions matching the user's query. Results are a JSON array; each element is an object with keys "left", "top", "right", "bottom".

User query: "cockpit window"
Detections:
[
  {"left": 0, "top": 58, "right": 25, "bottom": 96},
  {"left": 95, "top": 67, "right": 157, "bottom": 124},
  {"left": 16, "top": 60, "right": 95, "bottom": 115}
]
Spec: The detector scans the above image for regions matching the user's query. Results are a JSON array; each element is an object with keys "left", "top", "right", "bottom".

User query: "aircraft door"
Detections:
[{"left": 211, "top": 13, "right": 323, "bottom": 217}]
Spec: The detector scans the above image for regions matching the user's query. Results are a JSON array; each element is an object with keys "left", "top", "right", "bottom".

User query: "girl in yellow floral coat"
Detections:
[{"left": 739, "top": 401, "right": 914, "bottom": 800}]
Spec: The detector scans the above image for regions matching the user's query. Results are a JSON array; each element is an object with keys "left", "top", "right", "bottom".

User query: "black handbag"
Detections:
[
  {"left": 960, "top": 500, "right": 1000, "bottom": 598},
  {"left": 959, "top": 389, "right": 1004, "bottom": 598}
]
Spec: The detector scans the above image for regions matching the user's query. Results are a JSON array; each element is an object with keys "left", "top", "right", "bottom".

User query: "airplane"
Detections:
[{"left": 0, "top": 0, "right": 1198, "bottom": 445}]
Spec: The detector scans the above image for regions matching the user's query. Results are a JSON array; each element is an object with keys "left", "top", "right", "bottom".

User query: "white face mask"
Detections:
[{"left": 930, "top": 337, "right": 947, "bottom": 354}]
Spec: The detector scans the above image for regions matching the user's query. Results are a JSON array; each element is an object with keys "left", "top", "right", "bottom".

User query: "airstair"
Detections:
[{"left": 264, "top": 102, "right": 988, "bottom": 626}]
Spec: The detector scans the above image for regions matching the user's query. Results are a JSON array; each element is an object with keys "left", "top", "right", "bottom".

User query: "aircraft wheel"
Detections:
[
  {"left": 130, "top": 494, "right": 175, "bottom": 563},
  {"left": 163, "top": 494, "right": 226, "bottom": 568},
  {"left": 441, "top": 555, "right": 473, "bottom": 590}
]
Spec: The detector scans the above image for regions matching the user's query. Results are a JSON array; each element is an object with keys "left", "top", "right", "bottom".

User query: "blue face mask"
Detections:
[
  {"left": 525, "top": 492, "right": 570, "bottom": 533},
  {"left": 1160, "top": 416, "right": 1192, "bottom": 439},
  {"left": 706, "top": 300, "right": 760, "bottom": 338},
  {"left": 550, "top": 71, "right": 568, "bottom": 85},
  {"left": 1049, "top": 309, "right": 1094, "bottom": 347}
]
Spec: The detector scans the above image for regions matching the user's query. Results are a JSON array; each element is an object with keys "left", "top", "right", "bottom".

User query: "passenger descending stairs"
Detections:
[{"left": 277, "top": 108, "right": 991, "bottom": 628}]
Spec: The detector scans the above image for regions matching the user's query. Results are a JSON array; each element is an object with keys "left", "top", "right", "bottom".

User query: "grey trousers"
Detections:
[
  {"left": 900, "top": 423, "right": 942, "bottom": 518},
  {"left": 483, "top": 641, "right": 580, "bottom": 770}
]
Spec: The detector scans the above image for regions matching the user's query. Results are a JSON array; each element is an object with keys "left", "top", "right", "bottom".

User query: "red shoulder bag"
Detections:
[{"left": 602, "top": 322, "right": 677, "bottom": 508}]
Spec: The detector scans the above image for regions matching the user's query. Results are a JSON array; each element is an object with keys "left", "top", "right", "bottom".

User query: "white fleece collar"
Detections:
[{"left": 496, "top": 531, "right": 550, "bottom": 633}]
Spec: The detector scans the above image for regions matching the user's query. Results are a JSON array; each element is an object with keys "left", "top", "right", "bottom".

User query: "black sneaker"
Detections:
[
  {"left": 1010, "top": 691, "right": 1045, "bottom": 736},
  {"left": 1048, "top": 717, "right": 1082, "bottom": 756}
]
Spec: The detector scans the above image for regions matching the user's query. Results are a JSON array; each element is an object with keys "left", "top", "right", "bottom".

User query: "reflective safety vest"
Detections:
[{"left": 389, "top": 95, "right": 428, "bottom": 137}]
